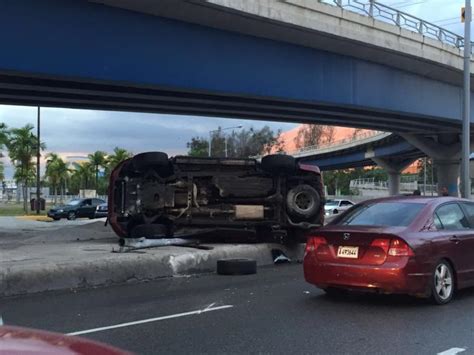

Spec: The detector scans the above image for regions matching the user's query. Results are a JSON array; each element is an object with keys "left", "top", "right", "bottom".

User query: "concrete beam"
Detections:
[
  {"left": 399, "top": 133, "right": 461, "bottom": 160},
  {"left": 94, "top": 0, "right": 474, "bottom": 87}
]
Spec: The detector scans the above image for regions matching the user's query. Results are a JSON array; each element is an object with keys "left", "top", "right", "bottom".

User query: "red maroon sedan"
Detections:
[
  {"left": 0, "top": 325, "right": 130, "bottom": 354},
  {"left": 304, "top": 196, "right": 474, "bottom": 304}
]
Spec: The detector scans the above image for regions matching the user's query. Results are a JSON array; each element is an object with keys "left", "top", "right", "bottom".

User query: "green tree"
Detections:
[
  {"left": 294, "top": 125, "right": 335, "bottom": 150},
  {"left": 88, "top": 151, "right": 107, "bottom": 192},
  {"left": 187, "top": 126, "right": 281, "bottom": 158},
  {"left": 232, "top": 126, "right": 281, "bottom": 157},
  {"left": 187, "top": 137, "right": 210, "bottom": 157},
  {"left": 0, "top": 123, "right": 8, "bottom": 181},
  {"left": 107, "top": 147, "right": 133, "bottom": 172},
  {"left": 71, "top": 162, "right": 94, "bottom": 191},
  {"left": 417, "top": 158, "right": 436, "bottom": 185},
  {"left": 6, "top": 124, "right": 46, "bottom": 213},
  {"left": 45, "top": 153, "right": 70, "bottom": 204}
]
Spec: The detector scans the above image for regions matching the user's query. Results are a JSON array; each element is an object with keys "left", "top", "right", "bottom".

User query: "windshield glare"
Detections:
[
  {"left": 67, "top": 200, "right": 81, "bottom": 206},
  {"left": 335, "top": 202, "right": 425, "bottom": 227},
  {"left": 325, "top": 201, "right": 338, "bottom": 207}
]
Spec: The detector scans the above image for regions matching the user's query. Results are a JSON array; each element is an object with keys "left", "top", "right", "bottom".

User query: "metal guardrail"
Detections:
[
  {"left": 289, "top": 130, "right": 389, "bottom": 157},
  {"left": 293, "top": 130, "right": 383, "bottom": 153},
  {"left": 319, "top": 0, "right": 466, "bottom": 49}
]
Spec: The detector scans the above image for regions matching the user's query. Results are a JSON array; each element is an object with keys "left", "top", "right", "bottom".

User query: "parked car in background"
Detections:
[
  {"left": 304, "top": 196, "right": 474, "bottom": 304},
  {"left": 48, "top": 198, "right": 106, "bottom": 220},
  {"left": 94, "top": 202, "right": 108, "bottom": 218},
  {"left": 108, "top": 152, "right": 325, "bottom": 243},
  {"left": 324, "top": 199, "right": 355, "bottom": 215}
]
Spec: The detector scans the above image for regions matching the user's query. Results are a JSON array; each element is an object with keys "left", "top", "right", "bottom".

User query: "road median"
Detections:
[{"left": 0, "top": 238, "right": 304, "bottom": 297}]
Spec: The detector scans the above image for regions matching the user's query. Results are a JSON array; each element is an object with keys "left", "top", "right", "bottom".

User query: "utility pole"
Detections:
[
  {"left": 36, "top": 107, "right": 41, "bottom": 215},
  {"left": 423, "top": 157, "right": 427, "bottom": 196},
  {"left": 462, "top": 0, "right": 472, "bottom": 198}
]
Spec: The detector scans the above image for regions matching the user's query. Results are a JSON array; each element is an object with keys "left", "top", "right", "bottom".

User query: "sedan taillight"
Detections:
[
  {"left": 305, "top": 236, "right": 327, "bottom": 255},
  {"left": 388, "top": 239, "right": 414, "bottom": 257}
]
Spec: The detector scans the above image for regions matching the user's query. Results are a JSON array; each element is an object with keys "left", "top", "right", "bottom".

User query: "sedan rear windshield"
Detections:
[{"left": 336, "top": 202, "right": 425, "bottom": 227}]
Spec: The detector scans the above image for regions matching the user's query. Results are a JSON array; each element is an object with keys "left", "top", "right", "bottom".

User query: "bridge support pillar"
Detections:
[
  {"left": 433, "top": 159, "right": 460, "bottom": 196},
  {"left": 400, "top": 134, "right": 462, "bottom": 196},
  {"left": 372, "top": 157, "right": 416, "bottom": 196}
]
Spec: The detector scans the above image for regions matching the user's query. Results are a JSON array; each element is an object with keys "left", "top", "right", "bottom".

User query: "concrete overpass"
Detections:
[
  {"left": 0, "top": 0, "right": 473, "bottom": 195},
  {"left": 291, "top": 131, "right": 423, "bottom": 195}
]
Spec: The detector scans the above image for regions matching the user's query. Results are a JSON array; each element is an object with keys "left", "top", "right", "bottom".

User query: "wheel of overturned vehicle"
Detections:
[
  {"left": 286, "top": 184, "right": 321, "bottom": 219},
  {"left": 130, "top": 223, "right": 168, "bottom": 238},
  {"left": 132, "top": 152, "right": 169, "bottom": 173},
  {"left": 67, "top": 211, "right": 76, "bottom": 220},
  {"left": 216, "top": 259, "right": 257, "bottom": 275},
  {"left": 261, "top": 154, "right": 295, "bottom": 174}
]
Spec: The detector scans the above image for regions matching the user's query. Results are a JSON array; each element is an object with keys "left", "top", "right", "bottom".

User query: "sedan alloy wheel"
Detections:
[{"left": 432, "top": 261, "right": 454, "bottom": 305}]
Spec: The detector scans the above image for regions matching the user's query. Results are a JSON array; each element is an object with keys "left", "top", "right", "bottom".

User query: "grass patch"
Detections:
[{"left": 0, "top": 203, "right": 48, "bottom": 216}]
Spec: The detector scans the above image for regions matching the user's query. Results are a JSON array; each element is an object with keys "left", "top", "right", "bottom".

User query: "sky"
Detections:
[{"left": 0, "top": 0, "right": 469, "bottom": 179}]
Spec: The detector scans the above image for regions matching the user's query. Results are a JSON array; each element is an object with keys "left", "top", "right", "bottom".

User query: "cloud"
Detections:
[{"left": 0, "top": 105, "right": 296, "bottom": 179}]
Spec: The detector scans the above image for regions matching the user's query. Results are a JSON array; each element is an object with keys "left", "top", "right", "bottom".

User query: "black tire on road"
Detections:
[
  {"left": 132, "top": 152, "right": 169, "bottom": 173},
  {"left": 322, "top": 287, "right": 347, "bottom": 297},
  {"left": 53, "top": 217, "right": 60, "bottom": 221},
  {"left": 333, "top": 209, "right": 339, "bottom": 214},
  {"left": 286, "top": 184, "right": 321, "bottom": 219},
  {"left": 67, "top": 211, "right": 76, "bottom": 220},
  {"left": 261, "top": 154, "right": 295, "bottom": 174},
  {"left": 130, "top": 223, "right": 168, "bottom": 238},
  {"left": 217, "top": 259, "right": 257, "bottom": 275},
  {"left": 431, "top": 260, "right": 455, "bottom": 305}
]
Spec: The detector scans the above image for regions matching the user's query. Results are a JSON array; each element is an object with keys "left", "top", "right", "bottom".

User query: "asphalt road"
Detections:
[{"left": 1, "top": 264, "right": 474, "bottom": 354}]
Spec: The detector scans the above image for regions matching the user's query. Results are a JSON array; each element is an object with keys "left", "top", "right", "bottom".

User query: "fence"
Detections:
[
  {"left": 289, "top": 130, "right": 389, "bottom": 157},
  {"left": 350, "top": 178, "right": 438, "bottom": 195},
  {"left": 318, "top": 0, "right": 466, "bottom": 49}
]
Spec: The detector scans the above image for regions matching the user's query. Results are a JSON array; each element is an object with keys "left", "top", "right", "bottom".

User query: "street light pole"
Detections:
[
  {"left": 462, "top": 0, "right": 472, "bottom": 198},
  {"left": 208, "top": 130, "right": 212, "bottom": 157},
  {"left": 36, "top": 107, "right": 41, "bottom": 215}
]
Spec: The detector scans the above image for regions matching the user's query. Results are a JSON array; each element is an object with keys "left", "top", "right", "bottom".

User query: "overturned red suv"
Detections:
[{"left": 108, "top": 152, "right": 324, "bottom": 243}]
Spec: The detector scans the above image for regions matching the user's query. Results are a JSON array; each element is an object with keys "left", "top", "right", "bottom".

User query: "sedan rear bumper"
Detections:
[{"left": 304, "top": 255, "right": 431, "bottom": 297}]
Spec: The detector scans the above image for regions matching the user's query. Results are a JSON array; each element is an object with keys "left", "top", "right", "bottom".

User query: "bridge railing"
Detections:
[
  {"left": 289, "top": 130, "right": 388, "bottom": 156},
  {"left": 319, "top": 0, "right": 465, "bottom": 49}
]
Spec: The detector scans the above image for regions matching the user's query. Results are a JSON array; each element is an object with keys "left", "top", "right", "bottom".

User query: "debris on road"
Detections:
[
  {"left": 116, "top": 237, "right": 199, "bottom": 252},
  {"left": 272, "top": 249, "right": 291, "bottom": 264}
]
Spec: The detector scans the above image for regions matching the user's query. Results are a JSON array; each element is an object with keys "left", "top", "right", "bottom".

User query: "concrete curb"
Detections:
[{"left": 0, "top": 243, "right": 304, "bottom": 297}]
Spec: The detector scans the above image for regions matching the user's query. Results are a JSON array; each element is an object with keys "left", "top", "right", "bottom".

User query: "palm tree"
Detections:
[
  {"left": 0, "top": 123, "right": 8, "bottom": 181},
  {"left": 7, "top": 124, "right": 46, "bottom": 213},
  {"left": 46, "top": 153, "right": 61, "bottom": 204},
  {"left": 88, "top": 151, "right": 107, "bottom": 194},
  {"left": 106, "top": 147, "right": 132, "bottom": 177},
  {"left": 72, "top": 162, "right": 94, "bottom": 190},
  {"left": 46, "top": 153, "right": 70, "bottom": 204}
]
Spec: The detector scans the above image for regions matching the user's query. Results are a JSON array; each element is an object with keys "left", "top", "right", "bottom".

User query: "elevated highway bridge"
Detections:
[{"left": 0, "top": 0, "right": 473, "bottom": 195}]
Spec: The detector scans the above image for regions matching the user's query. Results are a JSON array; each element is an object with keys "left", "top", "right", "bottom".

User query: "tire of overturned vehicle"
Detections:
[
  {"left": 216, "top": 259, "right": 257, "bottom": 275},
  {"left": 132, "top": 151, "right": 169, "bottom": 173},
  {"left": 130, "top": 224, "right": 168, "bottom": 238},
  {"left": 286, "top": 184, "right": 321, "bottom": 219},
  {"left": 261, "top": 154, "right": 295, "bottom": 174}
]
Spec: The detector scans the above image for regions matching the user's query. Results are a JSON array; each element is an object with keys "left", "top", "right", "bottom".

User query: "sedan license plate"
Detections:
[{"left": 337, "top": 246, "right": 359, "bottom": 259}]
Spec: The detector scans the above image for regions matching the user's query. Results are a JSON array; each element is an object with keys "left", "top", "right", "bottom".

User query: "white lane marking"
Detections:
[
  {"left": 66, "top": 304, "right": 233, "bottom": 336},
  {"left": 437, "top": 348, "right": 467, "bottom": 355}
]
